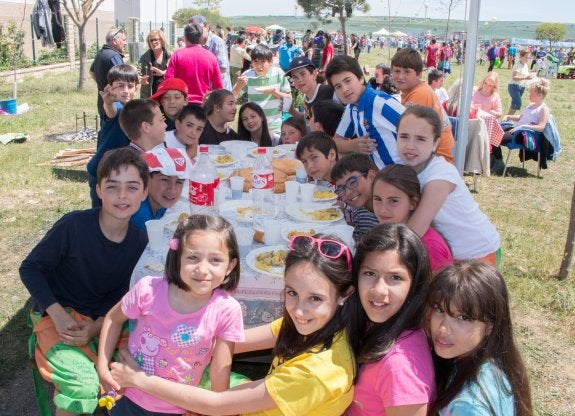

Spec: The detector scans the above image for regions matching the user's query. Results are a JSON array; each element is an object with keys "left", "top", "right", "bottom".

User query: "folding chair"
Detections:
[{"left": 500, "top": 122, "right": 542, "bottom": 178}]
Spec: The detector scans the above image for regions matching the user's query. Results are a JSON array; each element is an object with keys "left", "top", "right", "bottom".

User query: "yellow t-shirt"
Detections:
[{"left": 246, "top": 318, "right": 355, "bottom": 416}]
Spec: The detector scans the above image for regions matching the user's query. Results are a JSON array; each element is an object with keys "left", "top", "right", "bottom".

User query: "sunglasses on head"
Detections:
[
  {"left": 289, "top": 235, "right": 352, "bottom": 272},
  {"left": 334, "top": 172, "right": 368, "bottom": 198}
]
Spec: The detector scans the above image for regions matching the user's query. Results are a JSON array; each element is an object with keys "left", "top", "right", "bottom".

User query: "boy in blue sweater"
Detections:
[
  {"left": 21, "top": 148, "right": 149, "bottom": 416},
  {"left": 87, "top": 64, "right": 139, "bottom": 207}
]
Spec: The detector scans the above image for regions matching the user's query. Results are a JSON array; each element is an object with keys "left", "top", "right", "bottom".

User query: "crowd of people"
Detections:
[{"left": 21, "top": 17, "right": 551, "bottom": 416}]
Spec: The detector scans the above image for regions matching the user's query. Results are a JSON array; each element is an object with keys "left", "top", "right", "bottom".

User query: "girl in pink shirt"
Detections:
[
  {"left": 97, "top": 215, "right": 244, "bottom": 415},
  {"left": 346, "top": 223, "right": 436, "bottom": 415},
  {"left": 372, "top": 164, "right": 453, "bottom": 273},
  {"left": 472, "top": 72, "right": 503, "bottom": 118}
]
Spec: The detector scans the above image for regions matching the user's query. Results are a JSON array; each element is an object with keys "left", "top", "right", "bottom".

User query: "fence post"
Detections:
[
  {"left": 96, "top": 17, "right": 99, "bottom": 50},
  {"left": 29, "top": 14, "right": 37, "bottom": 65},
  {"left": 65, "top": 15, "right": 75, "bottom": 69}
]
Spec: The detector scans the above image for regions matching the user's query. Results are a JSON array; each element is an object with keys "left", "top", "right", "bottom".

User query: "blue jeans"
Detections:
[{"left": 507, "top": 83, "right": 525, "bottom": 111}]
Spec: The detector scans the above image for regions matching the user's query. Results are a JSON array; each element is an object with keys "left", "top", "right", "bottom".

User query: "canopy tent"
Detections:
[
  {"left": 265, "top": 24, "right": 286, "bottom": 32},
  {"left": 391, "top": 30, "right": 408, "bottom": 37},
  {"left": 373, "top": 28, "right": 390, "bottom": 36},
  {"left": 245, "top": 26, "right": 266, "bottom": 34}
]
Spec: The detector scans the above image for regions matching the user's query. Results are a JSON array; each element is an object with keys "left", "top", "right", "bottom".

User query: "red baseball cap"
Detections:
[{"left": 150, "top": 78, "right": 189, "bottom": 102}]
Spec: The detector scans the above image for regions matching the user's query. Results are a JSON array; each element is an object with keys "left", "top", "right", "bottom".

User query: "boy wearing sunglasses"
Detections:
[{"left": 331, "top": 153, "right": 380, "bottom": 243}]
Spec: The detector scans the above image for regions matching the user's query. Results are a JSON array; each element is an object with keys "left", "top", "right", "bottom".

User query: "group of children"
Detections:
[{"left": 19, "top": 38, "right": 521, "bottom": 415}]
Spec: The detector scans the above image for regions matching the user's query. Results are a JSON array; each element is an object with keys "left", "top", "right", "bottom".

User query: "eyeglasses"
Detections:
[
  {"left": 334, "top": 172, "right": 368, "bottom": 198},
  {"left": 289, "top": 235, "right": 352, "bottom": 272},
  {"left": 150, "top": 38, "right": 161, "bottom": 42}
]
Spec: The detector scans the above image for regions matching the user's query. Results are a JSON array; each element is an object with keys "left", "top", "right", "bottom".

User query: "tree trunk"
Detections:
[
  {"left": 339, "top": 13, "right": 348, "bottom": 55},
  {"left": 558, "top": 182, "right": 575, "bottom": 280},
  {"left": 78, "top": 24, "right": 88, "bottom": 90}
]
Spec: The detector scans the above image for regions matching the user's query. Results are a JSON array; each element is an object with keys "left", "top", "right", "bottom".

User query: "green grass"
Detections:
[{"left": 1, "top": 55, "right": 575, "bottom": 414}]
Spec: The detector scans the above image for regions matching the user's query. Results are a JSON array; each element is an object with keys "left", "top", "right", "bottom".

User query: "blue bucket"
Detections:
[{"left": 0, "top": 98, "right": 17, "bottom": 115}]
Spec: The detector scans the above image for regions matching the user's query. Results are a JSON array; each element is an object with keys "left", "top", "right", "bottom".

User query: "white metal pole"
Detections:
[{"left": 454, "top": 0, "right": 480, "bottom": 174}]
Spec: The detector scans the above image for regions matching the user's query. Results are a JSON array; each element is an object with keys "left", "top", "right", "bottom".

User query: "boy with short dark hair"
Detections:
[
  {"left": 330, "top": 152, "right": 380, "bottom": 243},
  {"left": 119, "top": 99, "right": 167, "bottom": 152},
  {"left": 309, "top": 100, "right": 345, "bottom": 138},
  {"left": 87, "top": 63, "right": 139, "bottom": 207},
  {"left": 325, "top": 55, "right": 404, "bottom": 169},
  {"left": 391, "top": 48, "right": 455, "bottom": 162},
  {"left": 427, "top": 68, "right": 449, "bottom": 104},
  {"left": 232, "top": 44, "right": 292, "bottom": 135},
  {"left": 21, "top": 148, "right": 149, "bottom": 416},
  {"left": 295, "top": 132, "right": 338, "bottom": 185},
  {"left": 150, "top": 77, "right": 189, "bottom": 131}
]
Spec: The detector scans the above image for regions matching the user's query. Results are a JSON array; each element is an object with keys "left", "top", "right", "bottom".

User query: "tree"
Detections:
[
  {"left": 193, "top": 0, "right": 222, "bottom": 10},
  {"left": 438, "top": 0, "right": 464, "bottom": 42},
  {"left": 297, "top": 0, "right": 370, "bottom": 55},
  {"left": 536, "top": 23, "right": 566, "bottom": 50},
  {"left": 61, "top": 0, "right": 106, "bottom": 90},
  {"left": 172, "top": 8, "right": 231, "bottom": 30}
]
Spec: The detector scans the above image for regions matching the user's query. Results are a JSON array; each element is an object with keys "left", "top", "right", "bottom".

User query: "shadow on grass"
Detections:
[
  {"left": 52, "top": 168, "right": 88, "bottom": 183},
  {"left": 500, "top": 166, "right": 545, "bottom": 179},
  {"left": 0, "top": 298, "right": 33, "bottom": 388}
]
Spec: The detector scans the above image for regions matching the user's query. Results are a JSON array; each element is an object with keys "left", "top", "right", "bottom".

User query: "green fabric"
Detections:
[{"left": 198, "top": 364, "right": 251, "bottom": 389}]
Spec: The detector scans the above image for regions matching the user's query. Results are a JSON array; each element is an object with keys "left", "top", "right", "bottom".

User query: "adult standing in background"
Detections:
[
  {"left": 164, "top": 23, "right": 223, "bottom": 104},
  {"left": 321, "top": 33, "right": 334, "bottom": 73},
  {"left": 278, "top": 34, "right": 303, "bottom": 72},
  {"left": 507, "top": 48, "right": 535, "bottom": 115},
  {"left": 424, "top": 38, "right": 439, "bottom": 69},
  {"left": 229, "top": 36, "right": 251, "bottom": 87},
  {"left": 138, "top": 30, "right": 170, "bottom": 99},
  {"left": 189, "top": 15, "right": 232, "bottom": 90},
  {"left": 90, "top": 27, "right": 125, "bottom": 118}
]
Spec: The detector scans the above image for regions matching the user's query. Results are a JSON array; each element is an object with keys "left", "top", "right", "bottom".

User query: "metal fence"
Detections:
[{"left": 0, "top": 3, "right": 177, "bottom": 68}]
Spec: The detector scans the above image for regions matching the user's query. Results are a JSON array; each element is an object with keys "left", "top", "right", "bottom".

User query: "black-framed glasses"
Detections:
[
  {"left": 334, "top": 172, "right": 368, "bottom": 198},
  {"left": 289, "top": 235, "right": 352, "bottom": 272}
]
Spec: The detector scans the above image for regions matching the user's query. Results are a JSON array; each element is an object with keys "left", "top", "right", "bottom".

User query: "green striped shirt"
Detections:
[{"left": 241, "top": 66, "right": 291, "bottom": 134}]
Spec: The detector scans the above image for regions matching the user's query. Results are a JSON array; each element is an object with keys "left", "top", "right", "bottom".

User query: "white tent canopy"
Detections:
[
  {"left": 266, "top": 24, "right": 286, "bottom": 31},
  {"left": 391, "top": 30, "right": 408, "bottom": 37},
  {"left": 373, "top": 28, "right": 390, "bottom": 36}
]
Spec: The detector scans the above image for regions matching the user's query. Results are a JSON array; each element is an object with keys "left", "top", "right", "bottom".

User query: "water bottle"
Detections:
[
  {"left": 252, "top": 147, "right": 275, "bottom": 216},
  {"left": 189, "top": 145, "right": 219, "bottom": 215}
]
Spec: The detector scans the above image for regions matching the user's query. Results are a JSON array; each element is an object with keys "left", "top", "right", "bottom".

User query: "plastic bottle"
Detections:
[
  {"left": 251, "top": 147, "right": 275, "bottom": 215},
  {"left": 189, "top": 145, "right": 219, "bottom": 215}
]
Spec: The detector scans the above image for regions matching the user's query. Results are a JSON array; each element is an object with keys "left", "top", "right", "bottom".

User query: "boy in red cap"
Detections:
[
  {"left": 131, "top": 147, "right": 190, "bottom": 230},
  {"left": 151, "top": 77, "right": 189, "bottom": 131}
]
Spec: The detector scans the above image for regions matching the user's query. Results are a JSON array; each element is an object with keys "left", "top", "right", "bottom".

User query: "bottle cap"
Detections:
[
  {"left": 257, "top": 147, "right": 266, "bottom": 154},
  {"left": 199, "top": 145, "right": 209, "bottom": 153}
]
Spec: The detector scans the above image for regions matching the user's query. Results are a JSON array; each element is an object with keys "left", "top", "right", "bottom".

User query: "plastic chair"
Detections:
[{"left": 500, "top": 122, "right": 542, "bottom": 177}]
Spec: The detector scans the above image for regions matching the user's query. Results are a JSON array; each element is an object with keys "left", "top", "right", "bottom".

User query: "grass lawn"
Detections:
[{"left": 1, "top": 53, "right": 574, "bottom": 415}]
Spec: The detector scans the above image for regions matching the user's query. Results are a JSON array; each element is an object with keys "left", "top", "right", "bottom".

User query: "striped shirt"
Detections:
[
  {"left": 240, "top": 66, "right": 291, "bottom": 134},
  {"left": 336, "top": 86, "right": 404, "bottom": 169}
]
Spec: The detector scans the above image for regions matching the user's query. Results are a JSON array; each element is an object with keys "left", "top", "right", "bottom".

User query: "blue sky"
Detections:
[{"left": 215, "top": 0, "right": 574, "bottom": 23}]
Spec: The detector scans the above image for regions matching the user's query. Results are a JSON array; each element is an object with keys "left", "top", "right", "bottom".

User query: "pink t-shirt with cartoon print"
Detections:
[{"left": 121, "top": 276, "right": 244, "bottom": 413}]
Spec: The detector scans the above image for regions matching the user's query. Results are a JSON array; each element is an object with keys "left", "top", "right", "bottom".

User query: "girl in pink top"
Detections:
[
  {"left": 372, "top": 164, "right": 453, "bottom": 273},
  {"left": 346, "top": 223, "right": 436, "bottom": 415},
  {"left": 97, "top": 215, "right": 244, "bottom": 415}
]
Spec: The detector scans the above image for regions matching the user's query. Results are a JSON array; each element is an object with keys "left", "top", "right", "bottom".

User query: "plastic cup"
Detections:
[
  {"left": 284, "top": 181, "right": 299, "bottom": 205},
  {"left": 229, "top": 176, "right": 245, "bottom": 200},
  {"left": 145, "top": 220, "right": 164, "bottom": 252},
  {"left": 263, "top": 220, "right": 282, "bottom": 245},
  {"left": 300, "top": 183, "right": 316, "bottom": 203},
  {"left": 235, "top": 226, "right": 255, "bottom": 258},
  {"left": 295, "top": 167, "right": 308, "bottom": 184}
]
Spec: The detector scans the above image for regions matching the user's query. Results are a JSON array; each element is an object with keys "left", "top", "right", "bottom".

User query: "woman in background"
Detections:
[{"left": 139, "top": 30, "right": 170, "bottom": 99}]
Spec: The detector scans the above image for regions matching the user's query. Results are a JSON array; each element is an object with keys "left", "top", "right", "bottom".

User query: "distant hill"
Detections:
[{"left": 227, "top": 15, "right": 575, "bottom": 42}]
